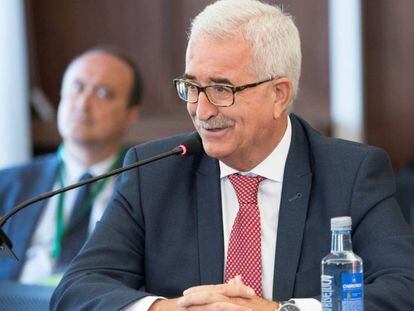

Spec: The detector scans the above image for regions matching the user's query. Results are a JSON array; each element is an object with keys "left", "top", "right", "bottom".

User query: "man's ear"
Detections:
[
  {"left": 125, "top": 106, "right": 140, "bottom": 128},
  {"left": 271, "top": 77, "right": 293, "bottom": 119}
]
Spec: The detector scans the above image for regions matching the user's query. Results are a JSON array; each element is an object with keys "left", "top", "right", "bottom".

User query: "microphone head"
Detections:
[{"left": 177, "top": 133, "right": 202, "bottom": 156}]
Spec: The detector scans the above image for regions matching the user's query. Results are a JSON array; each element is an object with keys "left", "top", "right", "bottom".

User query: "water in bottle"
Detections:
[{"left": 321, "top": 216, "right": 363, "bottom": 311}]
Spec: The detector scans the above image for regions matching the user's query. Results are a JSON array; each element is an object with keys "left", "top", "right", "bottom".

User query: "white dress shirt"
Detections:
[
  {"left": 219, "top": 117, "right": 291, "bottom": 300},
  {"left": 19, "top": 148, "right": 118, "bottom": 284},
  {"left": 128, "top": 117, "right": 321, "bottom": 310}
]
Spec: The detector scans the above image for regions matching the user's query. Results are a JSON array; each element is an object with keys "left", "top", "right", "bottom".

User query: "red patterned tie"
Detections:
[{"left": 225, "top": 173, "right": 265, "bottom": 296}]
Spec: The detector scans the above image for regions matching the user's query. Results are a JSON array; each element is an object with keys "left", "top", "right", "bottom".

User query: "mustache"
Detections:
[{"left": 195, "top": 115, "right": 235, "bottom": 129}]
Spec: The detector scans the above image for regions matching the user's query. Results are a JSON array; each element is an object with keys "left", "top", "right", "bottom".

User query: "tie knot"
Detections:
[{"left": 228, "top": 174, "right": 265, "bottom": 204}]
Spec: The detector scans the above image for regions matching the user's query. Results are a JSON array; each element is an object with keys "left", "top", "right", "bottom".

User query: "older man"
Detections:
[
  {"left": 0, "top": 47, "right": 141, "bottom": 283},
  {"left": 51, "top": 1, "right": 414, "bottom": 310}
]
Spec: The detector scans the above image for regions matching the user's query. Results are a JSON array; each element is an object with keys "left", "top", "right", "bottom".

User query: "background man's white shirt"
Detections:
[{"left": 19, "top": 148, "right": 117, "bottom": 283}]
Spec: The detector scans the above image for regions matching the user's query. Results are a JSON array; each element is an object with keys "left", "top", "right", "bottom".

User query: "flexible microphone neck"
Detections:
[{"left": 0, "top": 133, "right": 202, "bottom": 259}]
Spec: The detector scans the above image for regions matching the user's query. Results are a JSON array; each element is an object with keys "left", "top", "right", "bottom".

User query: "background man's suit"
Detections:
[
  {"left": 51, "top": 114, "right": 414, "bottom": 311},
  {"left": 0, "top": 154, "right": 60, "bottom": 280}
]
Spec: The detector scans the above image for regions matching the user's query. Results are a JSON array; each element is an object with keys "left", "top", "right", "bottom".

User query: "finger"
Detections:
[
  {"left": 187, "top": 301, "right": 252, "bottom": 311},
  {"left": 183, "top": 284, "right": 225, "bottom": 295},
  {"left": 183, "top": 282, "right": 254, "bottom": 299},
  {"left": 220, "top": 283, "right": 255, "bottom": 298},
  {"left": 228, "top": 275, "right": 244, "bottom": 286},
  {"left": 234, "top": 275, "right": 244, "bottom": 284},
  {"left": 178, "top": 291, "right": 226, "bottom": 307}
]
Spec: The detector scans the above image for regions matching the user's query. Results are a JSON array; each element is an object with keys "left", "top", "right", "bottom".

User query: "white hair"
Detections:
[{"left": 189, "top": 0, "right": 302, "bottom": 103}]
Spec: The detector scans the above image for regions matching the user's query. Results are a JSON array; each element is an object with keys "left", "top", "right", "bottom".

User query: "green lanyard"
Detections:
[{"left": 51, "top": 147, "right": 126, "bottom": 259}]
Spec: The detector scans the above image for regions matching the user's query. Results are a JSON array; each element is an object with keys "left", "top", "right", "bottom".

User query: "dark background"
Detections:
[{"left": 26, "top": 0, "right": 414, "bottom": 169}]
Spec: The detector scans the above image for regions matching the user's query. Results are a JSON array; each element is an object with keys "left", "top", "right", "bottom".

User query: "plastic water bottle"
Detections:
[{"left": 321, "top": 216, "right": 363, "bottom": 310}]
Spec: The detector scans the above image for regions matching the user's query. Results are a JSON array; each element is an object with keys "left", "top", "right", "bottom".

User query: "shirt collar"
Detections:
[
  {"left": 219, "top": 116, "right": 292, "bottom": 183},
  {"left": 60, "top": 146, "right": 118, "bottom": 184}
]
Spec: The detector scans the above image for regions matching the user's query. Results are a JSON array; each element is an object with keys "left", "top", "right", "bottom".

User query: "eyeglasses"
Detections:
[{"left": 173, "top": 77, "right": 277, "bottom": 107}]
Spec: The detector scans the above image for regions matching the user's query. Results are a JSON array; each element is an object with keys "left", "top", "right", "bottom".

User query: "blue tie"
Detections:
[{"left": 55, "top": 172, "right": 93, "bottom": 270}]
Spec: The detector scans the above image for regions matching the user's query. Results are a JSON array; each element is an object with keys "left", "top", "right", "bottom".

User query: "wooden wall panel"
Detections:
[
  {"left": 363, "top": 0, "right": 414, "bottom": 169},
  {"left": 283, "top": 1, "right": 330, "bottom": 132}
]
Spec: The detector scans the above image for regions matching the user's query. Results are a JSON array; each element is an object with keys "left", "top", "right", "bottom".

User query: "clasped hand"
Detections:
[{"left": 150, "top": 276, "right": 278, "bottom": 311}]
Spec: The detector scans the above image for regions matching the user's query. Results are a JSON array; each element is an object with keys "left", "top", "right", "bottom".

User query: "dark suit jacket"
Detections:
[
  {"left": 0, "top": 154, "right": 60, "bottom": 280},
  {"left": 51, "top": 115, "right": 414, "bottom": 311}
]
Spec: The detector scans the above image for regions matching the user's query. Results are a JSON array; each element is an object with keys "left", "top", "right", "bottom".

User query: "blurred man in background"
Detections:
[{"left": 0, "top": 47, "right": 141, "bottom": 284}]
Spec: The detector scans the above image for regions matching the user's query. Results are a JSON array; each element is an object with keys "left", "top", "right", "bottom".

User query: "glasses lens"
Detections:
[
  {"left": 175, "top": 81, "right": 187, "bottom": 101},
  {"left": 175, "top": 80, "right": 199, "bottom": 103},
  {"left": 206, "top": 85, "right": 233, "bottom": 107},
  {"left": 174, "top": 80, "right": 234, "bottom": 106}
]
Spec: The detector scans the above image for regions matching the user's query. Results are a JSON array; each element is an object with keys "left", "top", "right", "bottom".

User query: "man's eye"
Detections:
[
  {"left": 70, "top": 81, "right": 83, "bottom": 94},
  {"left": 213, "top": 85, "right": 230, "bottom": 93},
  {"left": 186, "top": 83, "right": 198, "bottom": 91},
  {"left": 96, "top": 87, "right": 112, "bottom": 99}
]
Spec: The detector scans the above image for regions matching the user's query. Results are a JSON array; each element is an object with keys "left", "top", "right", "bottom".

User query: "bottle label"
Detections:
[
  {"left": 321, "top": 274, "right": 334, "bottom": 310},
  {"left": 341, "top": 273, "right": 363, "bottom": 310}
]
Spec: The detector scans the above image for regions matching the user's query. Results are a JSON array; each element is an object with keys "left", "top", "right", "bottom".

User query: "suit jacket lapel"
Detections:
[
  {"left": 273, "top": 115, "right": 313, "bottom": 300},
  {"left": 196, "top": 152, "right": 224, "bottom": 285},
  {"left": 7, "top": 155, "right": 60, "bottom": 278}
]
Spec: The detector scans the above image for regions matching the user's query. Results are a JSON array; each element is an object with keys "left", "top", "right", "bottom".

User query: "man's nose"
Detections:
[
  {"left": 75, "top": 90, "right": 94, "bottom": 110},
  {"left": 196, "top": 91, "right": 219, "bottom": 121}
]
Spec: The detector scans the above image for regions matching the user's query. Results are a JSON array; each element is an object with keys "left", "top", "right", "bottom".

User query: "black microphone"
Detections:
[{"left": 0, "top": 133, "right": 202, "bottom": 260}]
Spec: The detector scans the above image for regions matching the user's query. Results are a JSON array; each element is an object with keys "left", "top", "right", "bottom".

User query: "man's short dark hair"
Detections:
[{"left": 68, "top": 46, "right": 143, "bottom": 107}]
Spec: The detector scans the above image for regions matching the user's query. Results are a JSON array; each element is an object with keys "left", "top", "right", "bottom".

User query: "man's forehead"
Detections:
[
  {"left": 68, "top": 53, "right": 121, "bottom": 73},
  {"left": 184, "top": 36, "right": 253, "bottom": 84},
  {"left": 63, "top": 52, "right": 132, "bottom": 85}
]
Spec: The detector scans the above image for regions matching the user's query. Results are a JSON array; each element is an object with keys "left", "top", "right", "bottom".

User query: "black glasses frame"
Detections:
[{"left": 173, "top": 76, "right": 277, "bottom": 107}]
